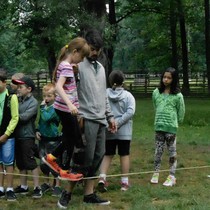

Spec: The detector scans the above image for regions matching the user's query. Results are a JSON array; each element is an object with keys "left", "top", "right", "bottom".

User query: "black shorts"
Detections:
[
  {"left": 15, "top": 138, "right": 38, "bottom": 170},
  {"left": 105, "top": 139, "right": 131, "bottom": 156}
]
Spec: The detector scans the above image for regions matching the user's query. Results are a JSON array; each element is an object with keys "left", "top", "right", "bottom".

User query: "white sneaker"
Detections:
[
  {"left": 150, "top": 173, "right": 159, "bottom": 184},
  {"left": 120, "top": 182, "right": 130, "bottom": 191},
  {"left": 163, "top": 175, "right": 176, "bottom": 186},
  {"left": 97, "top": 177, "right": 108, "bottom": 192}
]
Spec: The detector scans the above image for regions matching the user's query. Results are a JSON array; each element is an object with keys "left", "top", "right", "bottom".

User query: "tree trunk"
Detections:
[
  {"left": 80, "top": 0, "right": 117, "bottom": 83},
  {"left": 106, "top": 0, "right": 117, "bottom": 79},
  {"left": 177, "top": 0, "right": 190, "bottom": 94},
  {"left": 82, "top": 0, "right": 106, "bottom": 17},
  {"left": 205, "top": 0, "right": 210, "bottom": 95},
  {"left": 169, "top": 1, "right": 178, "bottom": 72},
  {"left": 47, "top": 47, "right": 56, "bottom": 82},
  {"left": 40, "top": 37, "right": 56, "bottom": 81}
]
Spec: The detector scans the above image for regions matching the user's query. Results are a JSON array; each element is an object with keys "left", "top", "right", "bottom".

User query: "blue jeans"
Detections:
[{"left": 0, "top": 138, "right": 15, "bottom": 166}]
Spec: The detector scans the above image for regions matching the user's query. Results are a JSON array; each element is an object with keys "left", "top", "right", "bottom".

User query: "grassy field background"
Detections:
[{"left": 1, "top": 98, "right": 210, "bottom": 210}]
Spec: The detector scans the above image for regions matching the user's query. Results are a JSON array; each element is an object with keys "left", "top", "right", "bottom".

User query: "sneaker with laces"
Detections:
[
  {"left": 163, "top": 175, "right": 176, "bottom": 186},
  {"left": 150, "top": 173, "right": 159, "bottom": 184},
  {"left": 97, "top": 177, "right": 108, "bottom": 193},
  {"left": 121, "top": 182, "right": 130, "bottom": 191},
  {"left": 5, "top": 190, "right": 17, "bottom": 201},
  {"left": 57, "top": 190, "right": 71, "bottom": 209},
  {"left": 32, "top": 187, "right": 42, "bottom": 198},
  {"left": 42, "top": 154, "right": 61, "bottom": 175},
  {"left": 52, "top": 186, "right": 62, "bottom": 197},
  {"left": 0, "top": 191, "right": 5, "bottom": 198},
  {"left": 41, "top": 183, "right": 51, "bottom": 194},
  {"left": 14, "top": 186, "right": 29, "bottom": 195},
  {"left": 58, "top": 169, "right": 83, "bottom": 181},
  {"left": 83, "top": 193, "right": 110, "bottom": 205}
]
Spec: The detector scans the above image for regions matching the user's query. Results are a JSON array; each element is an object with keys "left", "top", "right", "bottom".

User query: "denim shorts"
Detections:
[{"left": 0, "top": 138, "right": 15, "bottom": 165}]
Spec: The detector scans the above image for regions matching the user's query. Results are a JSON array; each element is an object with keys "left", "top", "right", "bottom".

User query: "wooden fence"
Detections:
[
  {"left": 29, "top": 71, "right": 50, "bottom": 96},
  {"left": 124, "top": 73, "right": 210, "bottom": 97},
  {"left": 10, "top": 71, "right": 210, "bottom": 98}
]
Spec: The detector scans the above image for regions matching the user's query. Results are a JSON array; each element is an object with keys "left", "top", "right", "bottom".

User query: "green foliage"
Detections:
[
  {"left": 113, "top": 0, "right": 206, "bottom": 74},
  {"left": 0, "top": 0, "right": 208, "bottom": 78}
]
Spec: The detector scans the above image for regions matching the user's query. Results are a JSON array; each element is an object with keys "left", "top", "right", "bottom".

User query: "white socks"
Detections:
[
  {"left": 0, "top": 186, "right": 4, "bottom": 192},
  {"left": 6, "top": 187, "right": 13, "bottom": 192},
  {"left": 21, "top": 185, "right": 28, "bottom": 190},
  {"left": 0, "top": 187, "right": 14, "bottom": 192},
  {"left": 99, "top": 175, "right": 129, "bottom": 184},
  {"left": 99, "top": 173, "right": 106, "bottom": 180},
  {"left": 121, "top": 177, "right": 129, "bottom": 184}
]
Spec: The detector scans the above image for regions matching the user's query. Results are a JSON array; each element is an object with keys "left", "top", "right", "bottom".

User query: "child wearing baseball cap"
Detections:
[{"left": 13, "top": 76, "right": 42, "bottom": 198}]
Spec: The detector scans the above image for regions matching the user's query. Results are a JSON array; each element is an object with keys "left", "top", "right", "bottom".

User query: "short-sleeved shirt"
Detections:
[{"left": 53, "top": 61, "right": 79, "bottom": 113}]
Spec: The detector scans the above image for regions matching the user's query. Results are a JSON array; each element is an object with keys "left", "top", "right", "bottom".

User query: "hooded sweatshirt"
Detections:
[{"left": 106, "top": 87, "right": 136, "bottom": 140}]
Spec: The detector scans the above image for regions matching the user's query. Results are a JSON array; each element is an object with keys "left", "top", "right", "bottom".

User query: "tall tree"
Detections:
[
  {"left": 205, "top": 0, "right": 210, "bottom": 94},
  {"left": 79, "top": 0, "right": 115, "bottom": 77},
  {"left": 177, "top": 0, "right": 190, "bottom": 93},
  {"left": 170, "top": 1, "right": 178, "bottom": 71},
  {"left": 9, "top": 0, "right": 82, "bottom": 76},
  {"left": 106, "top": 0, "right": 118, "bottom": 76}
]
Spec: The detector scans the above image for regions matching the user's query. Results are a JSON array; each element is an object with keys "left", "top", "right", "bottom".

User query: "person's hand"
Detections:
[
  {"left": 72, "top": 64, "right": 79, "bottom": 74},
  {"left": 36, "top": 132, "right": 41, "bottom": 140},
  {"left": 108, "top": 118, "right": 117, "bottom": 133},
  {"left": 40, "top": 100, "right": 46, "bottom": 109},
  {"left": 0, "top": 134, "right": 8, "bottom": 144},
  {"left": 68, "top": 104, "right": 78, "bottom": 116},
  {"left": 41, "top": 100, "right": 46, "bottom": 105}
]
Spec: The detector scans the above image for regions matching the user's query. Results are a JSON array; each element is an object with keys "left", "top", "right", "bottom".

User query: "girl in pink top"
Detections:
[{"left": 42, "top": 37, "right": 89, "bottom": 181}]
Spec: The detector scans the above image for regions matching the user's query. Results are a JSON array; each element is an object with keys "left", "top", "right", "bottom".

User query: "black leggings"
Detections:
[{"left": 51, "top": 109, "right": 82, "bottom": 170}]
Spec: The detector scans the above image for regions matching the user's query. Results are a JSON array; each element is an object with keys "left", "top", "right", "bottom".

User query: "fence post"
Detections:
[
  {"left": 130, "top": 83, "right": 133, "bottom": 91},
  {"left": 36, "top": 72, "right": 40, "bottom": 95}
]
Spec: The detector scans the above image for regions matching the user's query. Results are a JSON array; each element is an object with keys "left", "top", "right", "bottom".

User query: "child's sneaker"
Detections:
[
  {"left": 14, "top": 186, "right": 29, "bottom": 195},
  {"left": 121, "top": 182, "right": 130, "bottom": 191},
  {"left": 83, "top": 193, "right": 110, "bottom": 205},
  {"left": 52, "top": 186, "right": 62, "bottom": 197},
  {"left": 5, "top": 190, "right": 17, "bottom": 201},
  {"left": 97, "top": 177, "right": 108, "bottom": 193},
  {"left": 41, "top": 183, "right": 51, "bottom": 193},
  {"left": 57, "top": 190, "right": 71, "bottom": 209},
  {"left": 42, "top": 154, "right": 61, "bottom": 175},
  {"left": 150, "top": 173, "right": 159, "bottom": 184},
  {"left": 32, "top": 187, "right": 42, "bottom": 198},
  {"left": 58, "top": 169, "right": 83, "bottom": 181},
  {"left": 0, "top": 190, "right": 5, "bottom": 198},
  {"left": 163, "top": 175, "right": 176, "bottom": 186}
]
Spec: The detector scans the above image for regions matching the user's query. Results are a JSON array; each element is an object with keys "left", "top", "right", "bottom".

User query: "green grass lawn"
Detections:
[{"left": 2, "top": 98, "right": 210, "bottom": 210}]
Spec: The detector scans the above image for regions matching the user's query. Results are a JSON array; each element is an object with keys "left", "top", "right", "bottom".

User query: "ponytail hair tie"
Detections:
[
  {"left": 112, "top": 83, "right": 117, "bottom": 90},
  {"left": 65, "top": 44, "right": 68, "bottom": 49}
]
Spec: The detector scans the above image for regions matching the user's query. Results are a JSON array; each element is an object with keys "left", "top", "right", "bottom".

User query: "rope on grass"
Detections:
[{"left": 0, "top": 165, "right": 210, "bottom": 180}]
